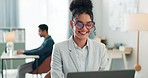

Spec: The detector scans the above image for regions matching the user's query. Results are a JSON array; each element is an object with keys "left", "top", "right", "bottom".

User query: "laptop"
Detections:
[{"left": 67, "top": 69, "right": 135, "bottom": 78}]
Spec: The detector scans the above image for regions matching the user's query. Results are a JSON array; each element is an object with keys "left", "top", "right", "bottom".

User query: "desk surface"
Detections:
[
  {"left": 107, "top": 49, "right": 132, "bottom": 54},
  {"left": 0, "top": 51, "right": 39, "bottom": 60},
  {"left": 0, "top": 51, "right": 39, "bottom": 78},
  {"left": 106, "top": 49, "right": 132, "bottom": 59}
]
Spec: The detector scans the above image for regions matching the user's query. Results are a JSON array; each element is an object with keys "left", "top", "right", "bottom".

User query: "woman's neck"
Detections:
[{"left": 73, "top": 36, "right": 87, "bottom": 48}]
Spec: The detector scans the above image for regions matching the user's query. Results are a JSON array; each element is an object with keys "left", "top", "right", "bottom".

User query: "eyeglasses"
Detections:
[{"left": 73, "top": 21, "right": 95, "bottom": 29}]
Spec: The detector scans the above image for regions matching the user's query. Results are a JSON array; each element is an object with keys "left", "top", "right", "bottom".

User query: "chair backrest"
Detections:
[{"left": 30, "top": 55, "right": 52, "bottom": 74}]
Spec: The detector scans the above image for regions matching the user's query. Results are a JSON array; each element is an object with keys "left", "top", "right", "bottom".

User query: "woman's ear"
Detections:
[{"left": 70, "top": 20, "right": 73, "bottom": 28}]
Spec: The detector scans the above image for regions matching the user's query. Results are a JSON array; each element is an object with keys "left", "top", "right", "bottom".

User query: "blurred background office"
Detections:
[{"left": 0, "top": 0, "right": 148, "bottom": 78}]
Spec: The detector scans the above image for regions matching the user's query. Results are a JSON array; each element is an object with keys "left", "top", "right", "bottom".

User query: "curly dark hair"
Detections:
[{"left": 69, "top": 0, "right": 94, "bottom": 21}]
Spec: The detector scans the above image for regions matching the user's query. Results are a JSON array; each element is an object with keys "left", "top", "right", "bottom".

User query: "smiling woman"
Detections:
[{"left": 51, "top": 0, "right": 108, "bottom": 78}]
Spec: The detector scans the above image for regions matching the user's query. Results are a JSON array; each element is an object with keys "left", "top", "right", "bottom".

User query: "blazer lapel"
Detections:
[
  {"left": 85, "top": 39, "right": 94, "bottom": 71},
  {"left": 68, "top": 38, "right": 79, "bottom": 72}
]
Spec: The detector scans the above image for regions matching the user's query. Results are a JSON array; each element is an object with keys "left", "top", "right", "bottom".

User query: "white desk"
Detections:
[
  {"left": 0, "top": 51, "right": 39, "bottom": 78},
  {"left": 106, "top": 49, "right": 132, "bottom": 70},
  {"left": 0, "top": 52, "right": 39, "bottom": 60}
]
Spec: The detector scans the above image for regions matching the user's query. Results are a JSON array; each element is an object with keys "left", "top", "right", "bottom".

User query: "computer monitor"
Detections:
[{"left": 67, "top": 69, "right": 135, "bottom": 78}]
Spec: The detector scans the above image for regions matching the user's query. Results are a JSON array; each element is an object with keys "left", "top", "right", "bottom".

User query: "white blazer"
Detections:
[{"left": 51, "top": 37, "right": 108, "bottom": 78}]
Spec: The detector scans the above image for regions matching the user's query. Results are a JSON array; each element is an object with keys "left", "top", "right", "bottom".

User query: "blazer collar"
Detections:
[
  {"left": 68, "top": 36, "right": 79, "bottom": 71},
  {"left": 68, "top": 36, "right": 94, "bottom": 71},
  {"left": 68, "top": 36, "right": 90, "bottom": 50},
  {"left": 85, "top": 39, "right": 94, "bottom": 71}
]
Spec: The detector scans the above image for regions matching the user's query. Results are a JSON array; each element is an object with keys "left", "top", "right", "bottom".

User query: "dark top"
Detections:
[{"left": 23, "top": 35, "right": 55, "bottom": 70}]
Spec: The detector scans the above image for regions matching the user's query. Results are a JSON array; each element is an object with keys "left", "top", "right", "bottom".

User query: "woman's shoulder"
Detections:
[
  {"left": 54, "top": 39, "right": 69, "bottom": 47},
  {"left": 90, "top": 39, "right": 105, "bottom": 47}
]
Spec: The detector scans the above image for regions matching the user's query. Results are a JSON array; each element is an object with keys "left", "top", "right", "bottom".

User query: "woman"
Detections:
[{"left": 51, "top": 0, "right": 108, "bottom": 78}]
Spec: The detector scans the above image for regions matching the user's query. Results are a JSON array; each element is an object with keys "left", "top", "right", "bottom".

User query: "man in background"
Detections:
[{"left": 16, "top": 24, "right": 55, "bottom": 78}]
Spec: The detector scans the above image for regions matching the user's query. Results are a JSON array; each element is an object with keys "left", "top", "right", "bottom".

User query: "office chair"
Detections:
[
  {"left": 44, "top": 71, "right": 51, "bottom": 78},
  {"left": 29, "top": 55, "right": 51, "bottom": 78}
]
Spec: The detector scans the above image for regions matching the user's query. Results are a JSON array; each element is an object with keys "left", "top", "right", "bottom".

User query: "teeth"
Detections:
[{"left": 80, "top": 32, "right": 86, "bottom": 35}]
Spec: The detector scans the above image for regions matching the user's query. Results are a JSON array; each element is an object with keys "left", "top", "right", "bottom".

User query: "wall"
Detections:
[
  {"left": 92, "top": 0, "right": 103, "bottom": 36},
  {"left": 139, "top": 0, "right": 148, "bottom": 77},
  {"left": 18, "top": 0, "right": 46, "bottom": 50},
  {"left": 47, "top": 0, "right": 69, "bottom": 42},
  {"left": 102, "top": 0, "right": 137, "bottom": 69},
  {"left": 94, "top": 0, "right": 148, "bottom": 77},
  {"left": 18, "top": 0, "right": 69, "bottom": 50}
]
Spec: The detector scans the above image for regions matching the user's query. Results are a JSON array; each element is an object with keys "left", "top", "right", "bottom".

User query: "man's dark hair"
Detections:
[{"left": 38, "top": 24, "right": 48, "bottom": 32}]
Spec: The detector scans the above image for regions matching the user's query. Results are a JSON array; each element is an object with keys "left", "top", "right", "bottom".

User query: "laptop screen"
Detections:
[{"left": 67, "top": 69, "right": 135, "bottom": 78}]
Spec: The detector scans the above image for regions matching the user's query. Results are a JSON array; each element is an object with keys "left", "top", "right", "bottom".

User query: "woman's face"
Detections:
[{"left": 71, "top": 13, "right": 94, "bottom": 40}]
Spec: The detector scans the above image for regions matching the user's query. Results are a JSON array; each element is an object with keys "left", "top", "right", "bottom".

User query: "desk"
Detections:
[
  {"left": 106, "top": 49, "right": 132, "bottom": 70},
  {"left": 0, "top": 51, "right": 39, "bottom": 78}
]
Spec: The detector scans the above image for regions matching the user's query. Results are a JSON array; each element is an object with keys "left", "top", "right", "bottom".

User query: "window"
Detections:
[{"left": 0, "top": 0, "right": 19, "bottom": 27}]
